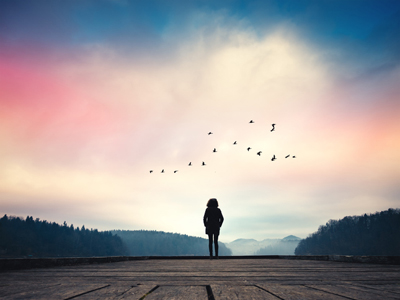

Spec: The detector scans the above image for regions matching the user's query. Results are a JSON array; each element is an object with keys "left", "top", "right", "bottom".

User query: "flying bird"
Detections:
[
  {"left": 257, "top": 151, "right": 262, "bottom": 156},
  {"left": 161, "top": 169, "right": 164, "bottom": 173},
  {"left": 174, "top": 170, "right": 178, "bottom": 173},
  {"left": 233, "top": 141, "right": 237, "bottom": 145},
  {"left": 247, "top": 147, "right": 251, "bottom": 151},
  {"left": 249, "top": 120, "right": 254, "bottom": 123},
  {"left": 150, "top": 170, "right": 153, "bottom": 173},
  {"left": 293, "top": 156, "right": 296, "bottom": 158},
  {"left": 271, "top": 124, "right": 275, "bottom": 132},
  {"left": 213, "top": 148, "right": 217, "bottom": 152},
  {"left": 208, "top": 132, "right": 213, "bottom": 135},
  {"left": 285, "top": 155, "right": 290, "bottom": 158},
  {"left": 202, "top": 162, "right": 206, "bottom": 166},
  {"left": 188, "top": 162, "right": 192, "bottom": 166},
  {"left": 271, "top": 155, "right": 276, "bottom": 161}
]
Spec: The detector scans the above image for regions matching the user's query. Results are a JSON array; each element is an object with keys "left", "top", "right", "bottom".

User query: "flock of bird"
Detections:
[{"left": 149, "top": 121, "right": 295, "bottom": 174}]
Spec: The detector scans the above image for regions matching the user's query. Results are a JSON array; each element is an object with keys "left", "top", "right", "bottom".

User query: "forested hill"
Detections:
[
  {"left": 0, "top": 214, "right": 232, "bottom": 258},
  {"left": 0, "top": 215, "right": 127, "bottom": 258},
  {"left": 295, "top": 208, "right": 400, "bottom": 255},
  {"left": 112, "top": 230, "right": 232, "bottom": 256}
]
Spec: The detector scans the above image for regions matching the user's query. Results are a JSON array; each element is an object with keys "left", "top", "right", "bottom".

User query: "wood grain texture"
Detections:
[
  {"left": 145, "top": 285, "right": 208, "bottom": 300},
  {"left": 256, "top": 283, "right": 346, "bottom": 300},
  {"left": 0, "top": 258, "right": 399, "bottom": 299},
  {"left": 74, "top": 284, "right": 157, "bottom": 300},
  {"left": 306, "top": 284, "right": 400, "bottom": 300},
  {"left": 211, "top": 284, "right": 277, "bottom": 300},
  {"left": 1, "top": 283, "right": 109, "bottom": 300}
]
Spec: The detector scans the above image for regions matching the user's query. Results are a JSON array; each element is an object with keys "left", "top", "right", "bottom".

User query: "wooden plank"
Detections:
[
  {"left": 211, "top": 284, "right": 277, "bottom": 300},
  {"left": 0, "top": 282, "right": 62, "bottom": 298},
  {"left": 118, "top": 284, "right": 159, "bottom": 299},
  {"left": 1, "top": 259, "right": 400, "bottom": 299},
  {"left": 256, "top": 283, "right": 346, "bottom": 300},
  {"left": 74, "top": 284, "right": 157, "bottom": 299},
  {"left": 306, "top": 284, "right": 400, "bottom": 300},
  {"left": 350, "top": 283, "right": 400, "bottom": 294},
  {"left": 2, "top": 273, "right": 393, "bottom": 284},
  {"left": 6, "top": 270, "right": 391, "bottom": 282},
  {"left": 145, "top": 285, "right": 208, "bottom": 300},
  {"left": 2, "top": 283, "right": 109, "bottom": 300},
  {"left": 338, "top": 284, "right": 400, "bottom": 299}
]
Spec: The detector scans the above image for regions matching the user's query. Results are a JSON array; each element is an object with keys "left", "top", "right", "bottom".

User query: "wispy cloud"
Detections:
[{"left": 1, "top": 1, "right": 400, "bottom": 242}]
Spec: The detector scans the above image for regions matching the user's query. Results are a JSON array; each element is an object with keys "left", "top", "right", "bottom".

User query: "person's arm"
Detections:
[
  {"left": 203, "top": 209, "right": 208, "bottom": 227},
  {"left": 219, "top": 209, "right": 224, "bottom": 227}
]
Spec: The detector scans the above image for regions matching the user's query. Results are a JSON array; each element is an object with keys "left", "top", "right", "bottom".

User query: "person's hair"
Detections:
[{"left": 207, "top": 198, "right": 219, "bottom": 208}]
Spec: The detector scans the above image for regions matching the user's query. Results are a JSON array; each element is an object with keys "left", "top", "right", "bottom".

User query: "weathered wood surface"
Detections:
[
  {"left": 2, "top": 255, "right": 400, "bottom": 271},
  {"left": 211, "top": 284, "right": 277, "bottom": 299},
  {"left": 1, "top": 258, "right": 399, "bottom": 299}
]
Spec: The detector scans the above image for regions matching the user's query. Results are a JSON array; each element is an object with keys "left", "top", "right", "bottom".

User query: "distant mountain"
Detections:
[
  {"left": 282, "top": 235, "right": 301, "bottom": 241},
  {"left": 227, "top": 238, "right": 264, "bottom": 255},
  {"left": 227, "top": 235, "right": 301, "bottom": 255},
  {"left": 112, "top": 230, "right": 232, "bottom": 256},
  {"left": 254, "top": 238, "right": 301, "bottom": 255},
  {"left": 295, "top": 208, "right": 400, "bottom": 255}
]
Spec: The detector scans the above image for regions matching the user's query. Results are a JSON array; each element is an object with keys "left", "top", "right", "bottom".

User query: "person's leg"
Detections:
[
  {"left": 214, "top": 233, "right": 219, "bottom": 257},
  {"left": 208, "top": 234, "right": 213, "bottom": 257}
]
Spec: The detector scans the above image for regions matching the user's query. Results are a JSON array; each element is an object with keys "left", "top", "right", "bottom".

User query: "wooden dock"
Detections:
[{"left": 1, "top": 257, "right": 400, "bottom": 299}]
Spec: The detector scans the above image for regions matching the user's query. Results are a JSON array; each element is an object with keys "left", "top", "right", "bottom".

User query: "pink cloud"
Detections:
[{"left": 0, "top": 57, "right": 127, "bottom": 165}]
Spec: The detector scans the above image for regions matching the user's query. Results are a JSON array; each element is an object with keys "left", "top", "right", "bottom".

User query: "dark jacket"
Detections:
[{"left": 203, "top": 207, "right": 224, "bottom": 235}]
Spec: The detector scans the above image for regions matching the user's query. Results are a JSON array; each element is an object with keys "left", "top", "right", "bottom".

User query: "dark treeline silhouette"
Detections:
[
  {"left": 0, "top": 215, "right": 127, "bottom": 258},
  {"left": 295, "top": 208, "right": 400, "bottom": 255},
  {"left": 112, "top": 230, "right": 232, "bottom": 256}
]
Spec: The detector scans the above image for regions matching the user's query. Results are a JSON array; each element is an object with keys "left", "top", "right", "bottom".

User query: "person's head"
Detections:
[{"left": 207, "top": 198, "right": 219, "bottom": 208}]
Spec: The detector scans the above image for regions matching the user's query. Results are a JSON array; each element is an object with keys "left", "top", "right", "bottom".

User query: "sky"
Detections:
[{"left": 1, "top": 0, "right": 400, "bottom": 243}]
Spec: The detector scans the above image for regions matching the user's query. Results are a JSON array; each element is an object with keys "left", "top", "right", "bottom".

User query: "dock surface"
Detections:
[{"left": 1, "top": 257, "right": 400, "bottom": 299}]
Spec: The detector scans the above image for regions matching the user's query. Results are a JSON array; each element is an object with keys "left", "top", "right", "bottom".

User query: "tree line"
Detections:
[
  {"left": 295, "top": 208, "right": 400, "bottom": 255},
  {"left": 0, "top": 214, "right": 232, "bottom": 258},
  {"left": 0, "top": 215, "right": 127, "bottom": 258},
  {"left": 112, "top": 230, "right": 232, "bottom": 256}
]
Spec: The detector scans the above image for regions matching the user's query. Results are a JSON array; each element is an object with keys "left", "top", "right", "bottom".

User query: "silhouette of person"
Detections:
[{"left": 203, "top": 198, "right": 224, "bottom": 258}]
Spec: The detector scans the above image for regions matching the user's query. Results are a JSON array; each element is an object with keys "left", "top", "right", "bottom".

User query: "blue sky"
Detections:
[{"left": 1, "top": 0, "right": 400, "bottom": 242}]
